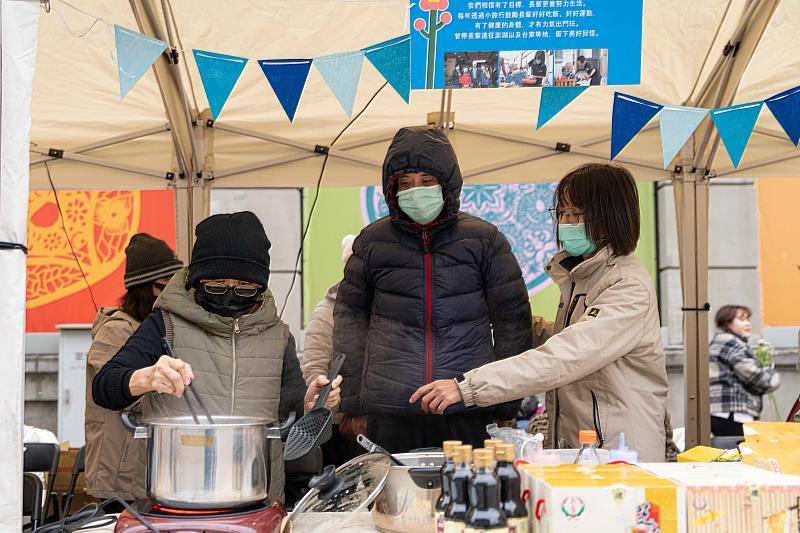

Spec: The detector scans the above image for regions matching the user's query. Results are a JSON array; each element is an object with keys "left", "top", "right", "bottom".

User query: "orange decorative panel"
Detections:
[{"left": 25, "top": 190, "right": 175, "bottom": 332}]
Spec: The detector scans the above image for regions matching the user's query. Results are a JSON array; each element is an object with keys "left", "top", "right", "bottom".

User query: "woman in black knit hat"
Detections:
[
  {"left": 92, "top": 212, "right": 340, "bottom": 504},
  {"left": 84, "top": 233, "right": 183, "bottom": 504}
]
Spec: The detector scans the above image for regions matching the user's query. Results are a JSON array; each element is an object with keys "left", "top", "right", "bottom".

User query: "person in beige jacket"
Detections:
[
  {"left": 301, "top": 234, "right": 363, "bottom": 465},
  {"left": 84, "top": 233, "right": 183, "bottom": 502},
  {"left": 301, "top": 234, "right": 355, "bottom": 384},
  {"left": 412, "top": 163, "right": 669, "bottom": 462}
]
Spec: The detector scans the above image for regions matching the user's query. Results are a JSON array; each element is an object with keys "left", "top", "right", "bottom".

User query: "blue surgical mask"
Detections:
[
  {"left": 397, "top": 185, "right": 445, "bottom": 225},
  {"left": 558, "top": 222, "right": 598, "bottom": 257}
]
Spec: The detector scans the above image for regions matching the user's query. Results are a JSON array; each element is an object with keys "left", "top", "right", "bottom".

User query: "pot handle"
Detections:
[
  {"left": 277, "top": 411, "right": 296, "bottom": 440},
  {"left": 120, "top": 411, "right": 148, "bottom": 439},
  {"left": 408, "top": 466, "right": 442, "bottom": 490}
]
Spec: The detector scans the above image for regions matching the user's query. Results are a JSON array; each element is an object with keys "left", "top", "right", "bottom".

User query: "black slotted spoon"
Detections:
[{"left": 283, "top": 354, "right": 346, "bottom": 461}]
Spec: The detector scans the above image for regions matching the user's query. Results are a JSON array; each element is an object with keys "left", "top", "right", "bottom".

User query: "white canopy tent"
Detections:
[{"left": 3, "top": 0, "right": 799, "bottom": 520}]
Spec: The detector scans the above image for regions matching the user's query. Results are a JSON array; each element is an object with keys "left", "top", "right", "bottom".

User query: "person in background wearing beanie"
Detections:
[
  {"left": 334, "top": 126, "right": 532, "bottom": 452},
  {"left": 301, "top": 234, "right": 363, "bottom": 465},
  {"left": 84, "top": 233, "right": 182, "bottom": 505},
  {"left": 92, "top": 212, "right": 341, "bottom": 503}
]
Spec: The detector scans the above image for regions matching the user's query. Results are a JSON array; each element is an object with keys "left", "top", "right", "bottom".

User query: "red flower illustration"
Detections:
[{"left": 420, "top": 0, "right": 449, "bottom": 11}]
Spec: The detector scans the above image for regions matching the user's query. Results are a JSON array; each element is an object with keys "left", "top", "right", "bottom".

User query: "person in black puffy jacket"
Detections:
[{"left": 333, "top": 126, "right": 533, "bottom": 452}]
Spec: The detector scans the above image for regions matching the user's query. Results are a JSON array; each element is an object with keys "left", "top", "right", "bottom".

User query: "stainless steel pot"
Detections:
[
  {"left": 371, "top": 451, "right": 444, "bottom": 533},
  {"left": 123, "top": 414, "right": 283, "bottom": 510}
]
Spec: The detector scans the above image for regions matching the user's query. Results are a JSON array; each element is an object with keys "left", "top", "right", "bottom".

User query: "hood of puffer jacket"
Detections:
[
  {"left": 382, "top": 126, "right": 462, "bottom": 227},
  {"left": 154, "top": 268, "right": 282, "bottom": 336}
]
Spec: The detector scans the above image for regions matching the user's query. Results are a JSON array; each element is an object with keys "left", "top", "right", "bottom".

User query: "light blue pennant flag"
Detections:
[
  {"left": 537, "top": 86, "right": 588, "bottom": 129},
  {"left": 315, "top": 51, "right": 365, "bottom": 117},
  {"left": 659, "top": 106, "right": 708, "bottom": 168},
  {"left": 258, "top": 59, "right": 313, "bottom": 122},
  {"left": 114, "top": 25, "right": 167, "bottom": 99},
  {"left": 710, "top": 101, "right": 763, "bottom": 169},
  {"left": 192, "top": 49, "right": 249, "bottom": 120},
  {"left": 764, "top": 85, "right": 800, "bottom": 146},
  {"left": 611, "top": 93, "right": 664, "bottom": 161},
  {"left": 364, "top": 35, "right": 410, "bottom": 103}
]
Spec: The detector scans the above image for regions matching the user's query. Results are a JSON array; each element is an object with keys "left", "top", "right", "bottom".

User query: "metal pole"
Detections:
[{"left": 29, "top": 125, "right": 170, "bottom": 166}]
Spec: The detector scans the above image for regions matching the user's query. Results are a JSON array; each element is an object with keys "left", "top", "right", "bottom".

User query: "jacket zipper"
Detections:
[
  {"left": 423, "top": 228, "right": 433, "bottom": 384},
  {"left": 555, "top": 281, "right": 576, "bottom": 448},
  {"left": 231, "top": 319, "right": 240, "bottom": 415},
  {"left": 563, "top": 281, "right": 577, "bottom": 328}
]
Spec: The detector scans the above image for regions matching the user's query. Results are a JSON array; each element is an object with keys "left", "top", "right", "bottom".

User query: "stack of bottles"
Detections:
[{"left": 436, "top": 440, "right": 530, "bottom": 533}]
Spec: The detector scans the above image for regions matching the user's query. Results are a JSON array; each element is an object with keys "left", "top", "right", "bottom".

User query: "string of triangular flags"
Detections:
[
  {"left": 537, "top": 85, "right": 800, "bottom": 169},
  {"left": 115, "top": 24, "right": 410, "bottom": 122}
]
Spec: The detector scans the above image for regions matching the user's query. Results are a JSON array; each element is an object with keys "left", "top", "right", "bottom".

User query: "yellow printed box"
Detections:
[
  {"left": 640, "top": 463, "right": 800, "bottom": 533},
  {"left": 520, "top": 464, "right": 686, "bottom": 533}
]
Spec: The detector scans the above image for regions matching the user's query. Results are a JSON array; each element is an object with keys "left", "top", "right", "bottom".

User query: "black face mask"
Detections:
[{"left": 195, "top": 289, "right": 262, "bottom": 318}]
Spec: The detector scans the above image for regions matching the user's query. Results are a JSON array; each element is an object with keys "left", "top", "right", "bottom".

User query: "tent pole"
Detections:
[
  {"left": 213, "top": 123, "right": 384, "bottom": 169},
  {"left": 678, "top": 0, "right": 780, "bottom": 448},
  {"left": 334, "top": 133, "right": 395, "bottom": 151},
  {"left": 457, "top": 125, "right": 670, "bottom": 173},
  {"left": 29, "top": 124, "right": 170, "bottom": 166},
  {"left": 719, "top": 152, "right": 800, "bottom": 176},
  {"left": 214, "top": 154, "right": 321, "bottom": 180},
  {"left": 29, "top": 148, "right": 168, "bottom": 179},
  {"left": 130, "top": 0, "right": 205, "bottom": 262},
  {"left": 0, "top": 1, "right": 39, "bottom": 527}
]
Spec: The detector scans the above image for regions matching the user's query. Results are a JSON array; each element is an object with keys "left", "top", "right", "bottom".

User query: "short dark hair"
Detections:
[
  {"left": 119, "top": 283, "right": 157, "bottom": 322},
  {"left": 577, "top": 55, "right": 586, "bottom": 62},
  {"left": 554, "top": 163, "right": 640, "bottom": 256},
  {"left": 715, "top": 305, "right": 752, "bottom": 331}
]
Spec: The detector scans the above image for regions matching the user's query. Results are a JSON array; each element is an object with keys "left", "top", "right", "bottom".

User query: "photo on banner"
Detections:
[
  {"left": 411, "top": 0, "right": 641, "bottom": 90},
  {"left": 553, "top": 48, "right": 607, "bottom": 86},
  {"left": 443, "top": 51, "right": 499, "bottom": 88},
  {"left": 498, "top": 50, "right": 553, "bottom": 87}
]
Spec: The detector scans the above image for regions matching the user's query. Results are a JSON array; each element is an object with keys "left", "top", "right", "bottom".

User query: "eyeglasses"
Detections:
[
  {"left": 201, "top": 283, "right": 261, "bottom": 298},
  {"left": 548, "top": 207, "right": 585, "bottom": 222}
]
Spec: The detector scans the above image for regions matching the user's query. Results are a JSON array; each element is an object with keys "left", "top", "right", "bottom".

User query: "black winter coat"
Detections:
[{"left": 334, "top": 126, "right": 532, "bottom": 418}]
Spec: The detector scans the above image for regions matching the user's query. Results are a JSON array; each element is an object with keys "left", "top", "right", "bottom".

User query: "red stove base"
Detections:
[{"left": 114, "top": 502, "right": 286, "bottom": 533}]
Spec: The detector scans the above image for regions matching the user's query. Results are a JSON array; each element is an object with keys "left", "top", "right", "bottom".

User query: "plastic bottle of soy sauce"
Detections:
[
  {"left": 495, "top": 444, "right": 529, "bottom": 533},
  {"left": 463, "top": 449, "right": 507, "bottom": 533},
  {"left": 444, "top": 445, "right": 473, "bottom": 533},
  {"left": 435, "top": 440, "right": 463, "bottom": 533}
]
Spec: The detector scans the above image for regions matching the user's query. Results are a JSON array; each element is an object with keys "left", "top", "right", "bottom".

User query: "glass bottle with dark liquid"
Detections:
[
  {"left": 495, "top": 443, "right": 529, "bottom": 533},
  {"left": 435, "top": 440, "right": 462, "bottom": 533},
  {"left": 464, "top": 449, "right": 507, "bottom": 533},
  {"left": 444, "top": 445, "right": 473, "bottom": 533}
]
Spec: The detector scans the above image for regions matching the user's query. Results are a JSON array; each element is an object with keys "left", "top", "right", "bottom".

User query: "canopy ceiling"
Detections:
[{"left": 29, "top": 0, "right": 800, "bottom": 191}]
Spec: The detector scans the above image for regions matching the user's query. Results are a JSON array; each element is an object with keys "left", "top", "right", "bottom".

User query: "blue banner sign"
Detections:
[{"left": 410, "top": 0, "right": 643, "bottom": 90}]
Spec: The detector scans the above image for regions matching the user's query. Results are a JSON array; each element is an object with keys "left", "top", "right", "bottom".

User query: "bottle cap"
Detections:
[
  {"left": 494, "top": 444, "right": 515, "bottom": 462},
  {"left": 473, "top": 449, "right": 494, "bottom": 468},
  {"left": 443, "top": 440, "right": 462, "bottom": 459},
  {"left": 578, "top": 430, "right": 597, "bottom": 444},
  {"left": 484, "top": 439, "right": 502, "bottom": 451},
  {"left": 455, "top": 445, "right": 473, "bottom": 463},
  {"left": 609, "top": 432, "right": 638, "bottom": 464}
]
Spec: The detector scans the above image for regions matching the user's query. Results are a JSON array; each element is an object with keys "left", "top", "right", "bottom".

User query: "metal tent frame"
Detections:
[{"left": 26, "top": 0, "right": 790, "bottom": 451}]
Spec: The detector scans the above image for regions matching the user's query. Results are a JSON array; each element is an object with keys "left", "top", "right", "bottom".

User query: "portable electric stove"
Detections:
[{"left": 114, "top": 500, "right": 286, "bottom": 533}]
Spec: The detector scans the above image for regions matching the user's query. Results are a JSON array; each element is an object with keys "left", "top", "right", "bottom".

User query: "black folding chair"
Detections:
[
  {"left": 62, "top": 445, "right": 85, "bottom": 518},
  {"left": 22, "top": 473, "right": 43, "bottom": 531},
  {"left": 24, "top": 443, "right": 60, "bottom": 524}
]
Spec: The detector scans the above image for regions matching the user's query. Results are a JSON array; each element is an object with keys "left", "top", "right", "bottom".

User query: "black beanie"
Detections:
[
  {"left": 124, "top": 233, "right": 183, "bottom": 289},
  {"left": 188, "top": 211, "right": 271, "bottom": 288}
]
